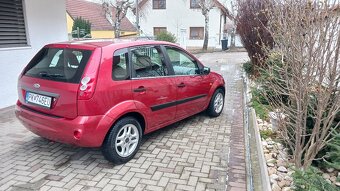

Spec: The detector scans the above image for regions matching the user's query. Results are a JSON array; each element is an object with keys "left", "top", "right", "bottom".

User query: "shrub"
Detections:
[
  {"left": 72, "top": 17, "right": 91, "bottom": 38},
  {"left": 155, "top": 31, "right": 177, "bottom": 43},
  {"left": 243, "top": 61, "right": 254, "bottom": 77},
  {"left": 236, "top": 0, "right": 274, "bottom": 76},
  {"left": 292, "top": 167, "right": 339, "bottom": 191}
]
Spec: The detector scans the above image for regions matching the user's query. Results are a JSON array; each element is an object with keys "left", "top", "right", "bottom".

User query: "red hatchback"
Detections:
[{"left": 15, "top": 40, "right": 225, "bottom": 163}]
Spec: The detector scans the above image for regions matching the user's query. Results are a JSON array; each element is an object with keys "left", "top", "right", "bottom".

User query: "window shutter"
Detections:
[{"left": 0, "top": 0, "right": 27, "bottom": 48}]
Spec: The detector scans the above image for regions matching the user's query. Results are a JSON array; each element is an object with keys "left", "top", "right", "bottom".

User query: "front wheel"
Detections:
[
  {"left": 207, "top": 89, "right": 225, "bottom": 117},
  {"left": 102, "top": 117, "right": 142, "bottom": 164}
]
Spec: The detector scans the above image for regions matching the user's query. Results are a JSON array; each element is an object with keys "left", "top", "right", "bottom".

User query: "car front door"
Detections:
[
  {"left": 130, "top": 45, "right": 176, "bottom": 132},
  {"left": 164, "top": 46, "right": 212, "bottom": 119}
]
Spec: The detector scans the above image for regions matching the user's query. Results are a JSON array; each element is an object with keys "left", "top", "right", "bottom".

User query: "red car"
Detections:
[{"left": 15, "top": 40, "right": 225, "bottom": 163}]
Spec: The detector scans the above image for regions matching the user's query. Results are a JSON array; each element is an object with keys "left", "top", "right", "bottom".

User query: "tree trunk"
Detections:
[
  {"left": 203, "top": 14, "right": 209, "bottom": 51},
  {"left": 114, "top": 21, "right": 120, "bottom": 38}
]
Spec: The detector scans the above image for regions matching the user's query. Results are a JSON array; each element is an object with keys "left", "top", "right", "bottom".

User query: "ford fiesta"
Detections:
[{"left": 15, "top": 40, "right": 225, "bottom": 164}]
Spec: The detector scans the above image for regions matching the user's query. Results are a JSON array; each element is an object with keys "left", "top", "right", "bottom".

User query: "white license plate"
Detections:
[{"left": 25, "top": 92, "right": 52, "bottom": 108}]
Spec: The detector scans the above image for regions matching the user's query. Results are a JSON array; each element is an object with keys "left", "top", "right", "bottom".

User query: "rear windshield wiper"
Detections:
[{"left": 39, "top": 72, "right": 64, "bottom": 78}]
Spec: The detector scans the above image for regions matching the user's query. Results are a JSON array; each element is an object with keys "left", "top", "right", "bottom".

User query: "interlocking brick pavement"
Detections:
[{"left": 0, "top": 52, "right": 249, "bottom": 191}]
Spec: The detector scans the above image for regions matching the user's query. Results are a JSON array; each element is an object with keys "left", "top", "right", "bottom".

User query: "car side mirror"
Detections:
[{"left": 201, "top": 67, "right": 210, "bottom": 75}]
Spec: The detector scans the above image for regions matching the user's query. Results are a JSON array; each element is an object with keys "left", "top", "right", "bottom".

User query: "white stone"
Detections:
[
  {"left": 282, "top": 187, "right": 292, "bottom": 191},
  {"left": 272, "top": 183, "right": 281, "bottom": 191},
  {"left": 322, "top": 173, "right": 331, "bottom": 180},
  {"left": 335, "top": 182, "right": 340, "bottom": 187},
  {"left": 266, "top": 145, "right": 274, "bottom": 149},
  {"left": 267, "top": 163, "right": 275, "bottom": 167},
  {"left": 278, "top": 166, "right": 288, "bottom": 173},
  {"left": 270, "top": 174, "right": 280, "bottom": 181},
  {"left": 326, "top": 168, "right": 334, "bottom": 173}
]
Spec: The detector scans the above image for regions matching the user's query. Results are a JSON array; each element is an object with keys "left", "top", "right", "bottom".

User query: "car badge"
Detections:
[{"left": 33, "top": 83, "right": 40, "bottom": 89}]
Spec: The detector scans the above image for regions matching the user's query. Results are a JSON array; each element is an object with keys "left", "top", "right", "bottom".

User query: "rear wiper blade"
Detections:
[{"left": 39, "top": 72, "right": 64, "bottom": 78}]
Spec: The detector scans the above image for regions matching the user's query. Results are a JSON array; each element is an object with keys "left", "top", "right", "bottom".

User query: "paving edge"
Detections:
[{"left": 250, "top": 108, "right": 272, "bottom": 191}]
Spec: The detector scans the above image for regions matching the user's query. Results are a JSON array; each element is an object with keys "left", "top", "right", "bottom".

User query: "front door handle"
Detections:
[
  {"left": 133, "top": 86, "right": 146, "bottom": 93},
  {"left": 177, "top": 83, "right": 186, "bottom": 88}
]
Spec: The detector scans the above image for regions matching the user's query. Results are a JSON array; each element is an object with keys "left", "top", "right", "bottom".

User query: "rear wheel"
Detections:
[
  {"left": 207, "top": 89, "right": 225, "bottom": 117},
  {"left": 102, "top": 117, "right": 142, "bottom": 164}
]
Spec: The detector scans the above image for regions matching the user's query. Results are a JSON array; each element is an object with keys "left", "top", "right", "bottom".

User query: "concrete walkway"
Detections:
[{"left": 0, "top": 51, "right": 249, "bottom": 191}]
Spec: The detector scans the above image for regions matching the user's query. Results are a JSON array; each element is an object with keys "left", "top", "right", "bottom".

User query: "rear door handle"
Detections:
[
  {"left": 133, "top": 86, "right": 146, "bottom": 93},
  {"left": 177, "top": 83, "right": 186, "bottom": 88}
]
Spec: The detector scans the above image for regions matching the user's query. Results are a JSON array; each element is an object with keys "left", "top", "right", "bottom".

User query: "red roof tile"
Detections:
[{"left": 66, "top": 0, "right": 136, "bottom": 32}]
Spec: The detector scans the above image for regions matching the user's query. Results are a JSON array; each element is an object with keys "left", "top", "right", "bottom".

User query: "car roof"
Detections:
[{"left": 48, "top": 39, "right": 178, "bottom": 49}]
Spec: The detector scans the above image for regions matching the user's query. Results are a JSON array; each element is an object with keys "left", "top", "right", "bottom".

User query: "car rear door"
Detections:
[
  {"left": 163, "top": 46, "right": 212, "bottom": 118},
  {"left": 18, "top": 44, "right": 98, "bottom": 119},
  {"left": 129, "top": 45, "right": 176, "bottom": 131}
]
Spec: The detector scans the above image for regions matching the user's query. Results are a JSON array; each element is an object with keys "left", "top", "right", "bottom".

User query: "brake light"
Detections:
[{"left": 78, "top": 76, "right": 96, "bottom": 100}]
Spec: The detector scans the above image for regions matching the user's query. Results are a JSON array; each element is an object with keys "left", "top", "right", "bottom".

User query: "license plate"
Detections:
[{"left": 25, "top": 92, "right": 52, "bottom": 108}]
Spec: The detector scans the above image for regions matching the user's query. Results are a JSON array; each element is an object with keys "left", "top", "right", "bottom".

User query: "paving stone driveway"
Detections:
[{"left": 0, "top": 51, "right": 249, "bottom": 191}]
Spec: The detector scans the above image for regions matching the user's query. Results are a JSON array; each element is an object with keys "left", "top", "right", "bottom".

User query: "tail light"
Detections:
[{"left": 78, "top": 76, "right": 96, "bottom": 100}]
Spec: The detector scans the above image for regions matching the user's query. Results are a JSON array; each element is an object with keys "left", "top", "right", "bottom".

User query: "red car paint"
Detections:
[{"left": 15, "top": 40, "right": 225, "bottom": 147}]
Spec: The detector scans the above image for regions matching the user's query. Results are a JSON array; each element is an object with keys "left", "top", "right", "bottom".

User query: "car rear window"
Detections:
[{"left": 24, "top": 48, "right": 92, "bottom": 83}]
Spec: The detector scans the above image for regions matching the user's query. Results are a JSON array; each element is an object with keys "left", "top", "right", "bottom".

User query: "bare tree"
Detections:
[
  {"left": 256, "top": 0, "right": 340, "bottom": 169},
  {"left": 198, "top": 0, "right": 215, "bottom": 50},
  {"left": 102, "top": 0, "right": 133, "bottom": 38}
]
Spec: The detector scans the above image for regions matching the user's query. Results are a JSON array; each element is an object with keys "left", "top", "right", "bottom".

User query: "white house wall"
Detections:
[
  {"left": 139, "top": 0, "right": 224, "bottom": 48},
  {"left": 0, "top": 0, "right": 68, "bottom": 108}
]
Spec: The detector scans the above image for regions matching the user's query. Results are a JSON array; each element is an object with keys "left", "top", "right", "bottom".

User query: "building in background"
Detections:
[
  {"left": 135, "top": 0, "right": 242, "bottom": 49},
  {"left": 0, "top": 0, "right": 68, "bottom": 109},
  {"left": 66, "top": 0, "right": 137, "bottom": 39}
]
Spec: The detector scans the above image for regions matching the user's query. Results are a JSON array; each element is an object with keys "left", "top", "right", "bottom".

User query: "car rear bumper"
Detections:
[{"left": 15, "top": 104, "right": 111, "bottom": 147}]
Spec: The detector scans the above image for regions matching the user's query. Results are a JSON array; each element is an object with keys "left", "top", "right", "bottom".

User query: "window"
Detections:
[
  {"left": 190, "top": 27, "right": 204, "bottom": 40},
  {"left": 0, "top": 0, "right": 27, "bottom": 48},
  {"left": 190, "top": 0, "right": 200, "bottom": 9},
  {"left": 112, "top": 48, "right": 129, "bottom": 80},
  {"left": 131, "top": 46, "right": 168, "bottom": 78},
  {"left": 24, "top": 48, "right": 92, "bottom": 83},
  {"left": 153, "top": 27, "right": 167, "bottom": 36},
  {"left": 165, "top": 47, "right": 199, "bottom": 75},
  {"left": 153, "top": 0, "right": 166, "bottom": 9}
]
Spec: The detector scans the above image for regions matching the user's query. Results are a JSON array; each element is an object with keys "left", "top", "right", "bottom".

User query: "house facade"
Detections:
[
  {"left": 0, "top": 0, "right": 68, "bottom": 108},
  {"left": 137, "top": 0, "right": 240, "bottom": 49},
  {"left": 66, "top": 0, "right": 137, "bottom": 39}
]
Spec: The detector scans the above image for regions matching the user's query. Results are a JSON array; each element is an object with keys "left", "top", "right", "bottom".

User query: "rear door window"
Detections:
[
  {"left": 130, "top": 46, "right": 169, "bottom": 78},
  {"left": 24, "top": 48, "right": 92, "bottom": 83}
]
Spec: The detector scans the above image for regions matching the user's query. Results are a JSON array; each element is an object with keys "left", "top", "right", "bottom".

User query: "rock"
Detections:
[
  {"left": 272, "top": 153, "right": 278, "bottom": 159},
  {"left": 265, "top": 154, "right": 272, "bottom": 160},
  {"left": 267, "top": 159, "right": 276, "bottom": 164},
  {"left": 263, "top": 149, "right": 270, "bottom": 154},
  {"left": 322, "top": 173, "right": 331, "bottom": 180},
  {"left": 326, "top": 168, "right": 335, "bottom": 173},
  {"left": 268, "top": 141, "right": 275, "bottom": 145},
  {"left": 267, "top": 163, "right": 275, "bottom": 167},
  {"left": 284, "top": 175, "right": 293, "bottom": 182},
  {"left": 278, "top": 166, "right": 288, "bottom": 173},
  {"left": 270, "top": 174, "right": 280, "bottom": 181},
  {"left": 272, "top": 183, "right": 281, "bottom": 191},
  {"left": 277, "top": 159, "right": 287, "bottom": 167},
  {"left": 266, "top": 145, "right": 274, "bottom": 149},
  {"left": 268, "top": 167, "right": 277, "bottom": 175},
  {"left": 330, "top": 176, "right": 337, "bottom": 182},
  {"left": 262, "top": 141, "right": 268, "bottom": 146},
  {"left": 278, "top": 180, "right": 286, "bottom": 188},
  {"left": 335, "top": 182, "right": 340, "bottom": 187},
  {"left": 282, "top": 187, "right": 292, "bottom": 191}
]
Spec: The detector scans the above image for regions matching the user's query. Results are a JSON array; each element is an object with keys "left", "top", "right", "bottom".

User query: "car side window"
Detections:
[
  {"left": 112, "top": 48, "right": 129, "bottom": 80},
  {"left": 131, "top": 46, "right": 168, "bottom": 78},
  {"left": 165, "top": 47, "right": 199, "bottom": 75}
]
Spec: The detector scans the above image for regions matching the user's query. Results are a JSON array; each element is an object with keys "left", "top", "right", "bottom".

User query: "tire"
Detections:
[
  {"left": 207, "top": 88, "right": 225, "bottom": 117},
  {"left": 102, "top": 117, "right": 142, "bottom": 164}
]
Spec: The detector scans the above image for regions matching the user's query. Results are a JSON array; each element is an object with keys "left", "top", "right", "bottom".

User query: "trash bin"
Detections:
[{"left": 221, "top": 39, "right": 228, "bottom": 50}]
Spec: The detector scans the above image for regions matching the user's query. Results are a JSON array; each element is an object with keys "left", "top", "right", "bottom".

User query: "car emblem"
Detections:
[{"left": 33, "top": 83, "right": 40, "bottom": 89}]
